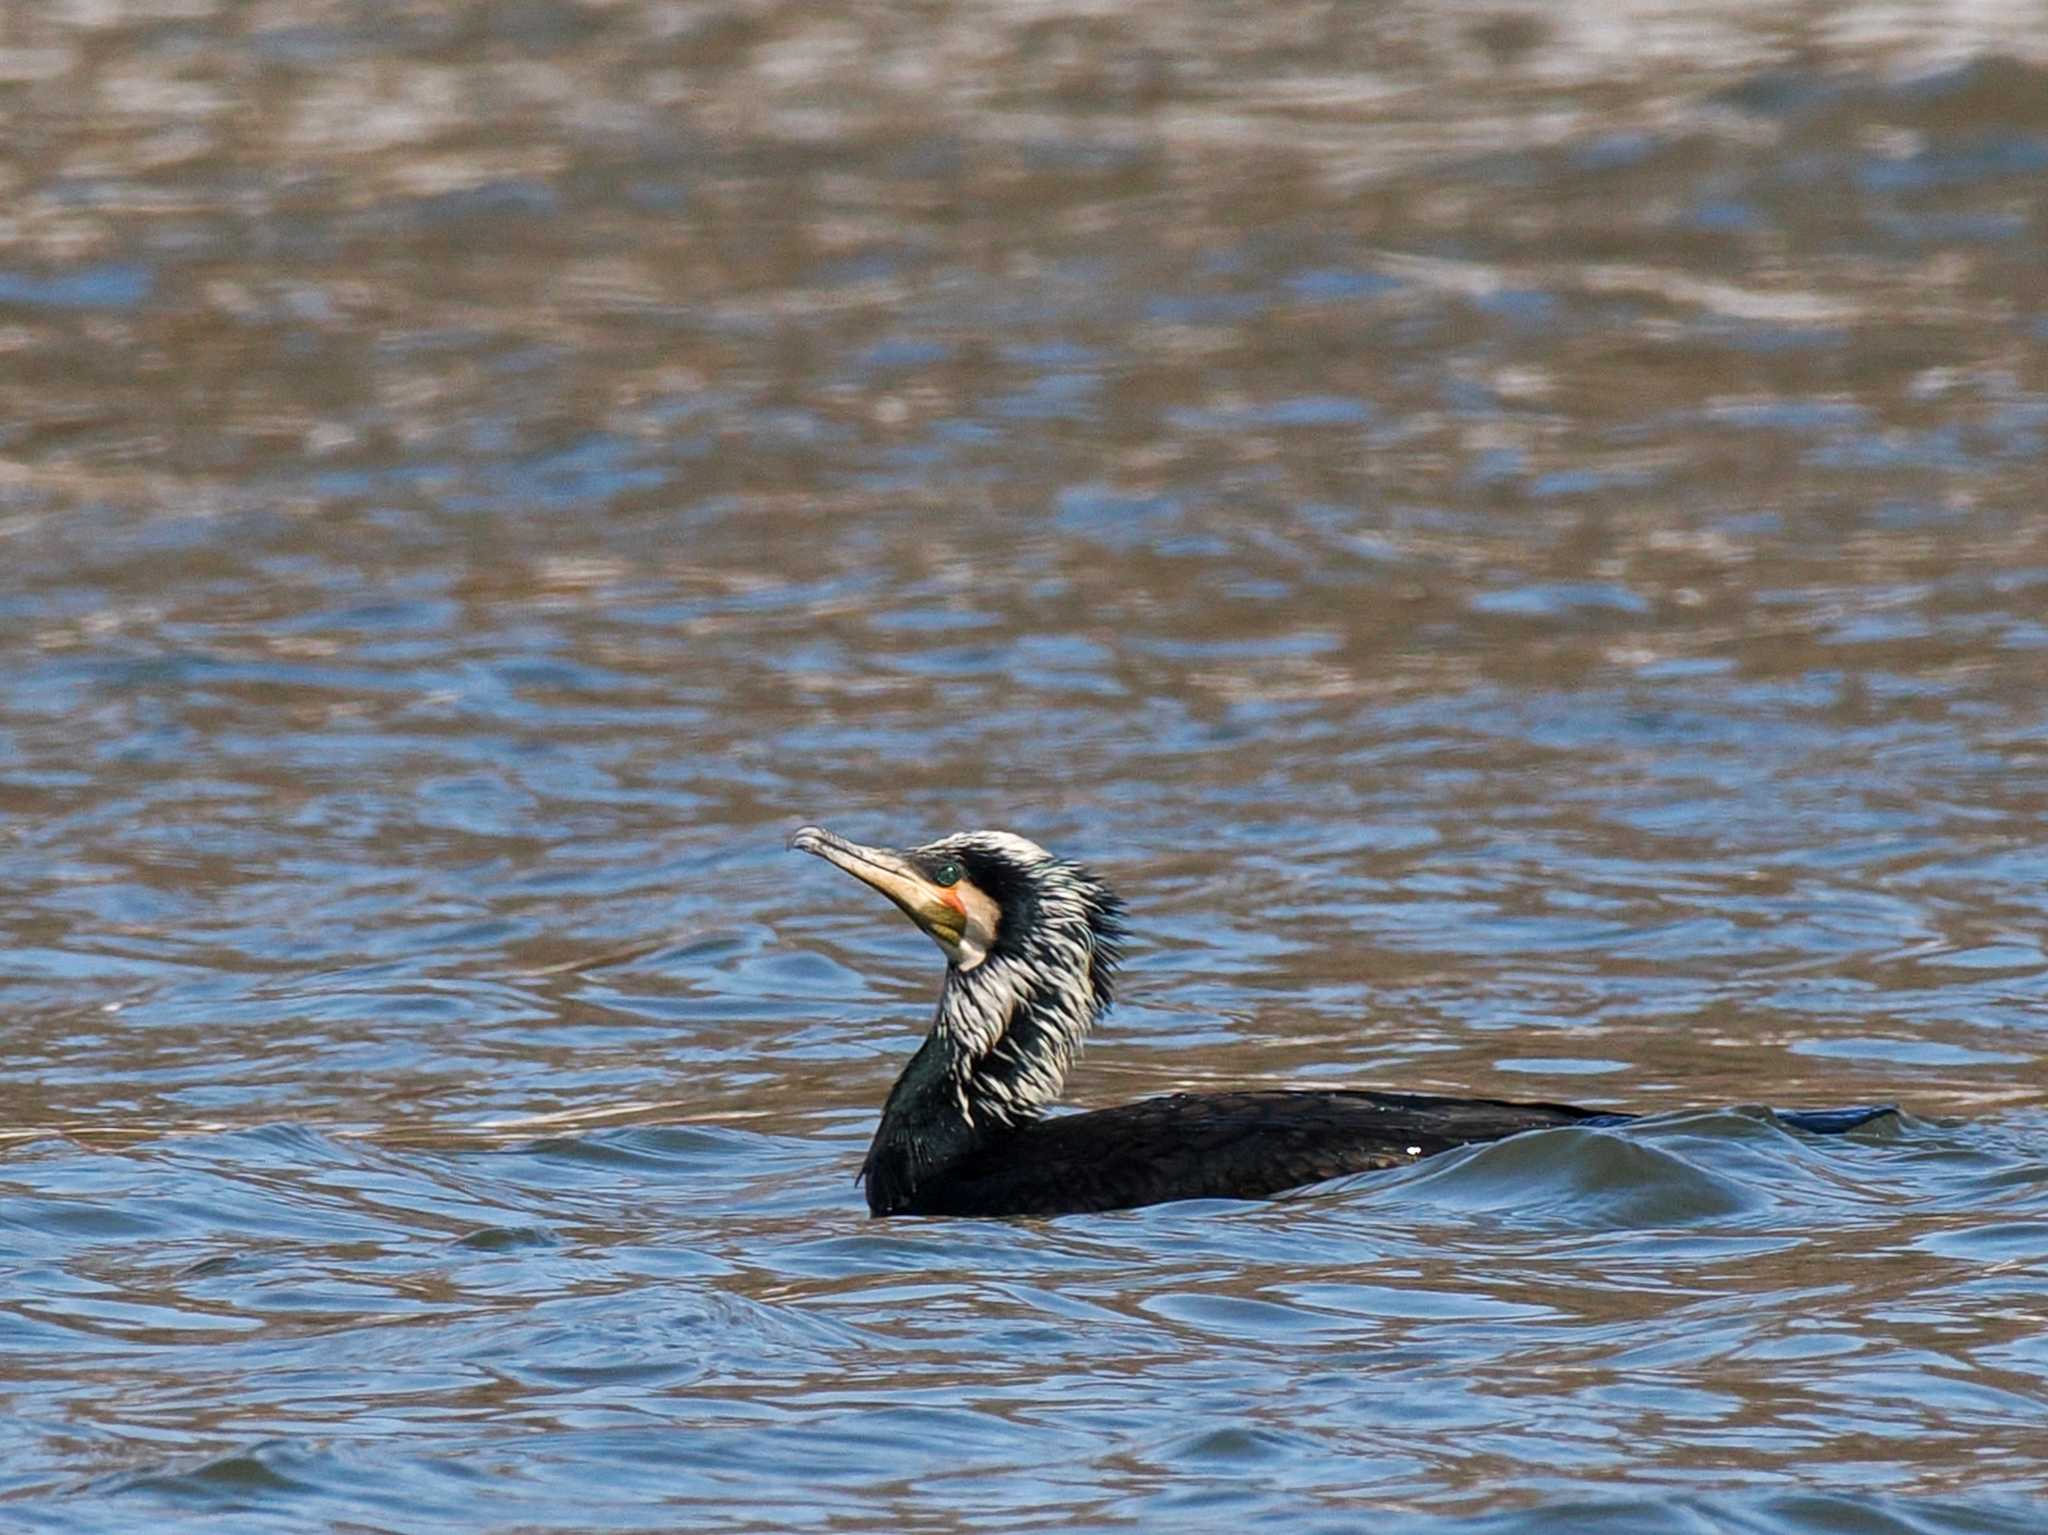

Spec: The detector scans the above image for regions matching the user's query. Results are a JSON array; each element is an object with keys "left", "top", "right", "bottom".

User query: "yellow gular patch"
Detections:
[{"left": 950, "top": 879, "right": 1003, "bottom": 970}]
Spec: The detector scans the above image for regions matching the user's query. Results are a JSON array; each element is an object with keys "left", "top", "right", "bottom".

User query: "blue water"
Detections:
[{"left": 3, "top": 7, "right": 2047, "bottom": 1533}]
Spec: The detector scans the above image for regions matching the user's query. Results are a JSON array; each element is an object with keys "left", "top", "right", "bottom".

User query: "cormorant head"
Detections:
[
  {"left": 788, "top": 826, "right": 1119, "bottom": 980},
  {"left": 789, "top": 825, "right": 1126, "bottom": 1124}
]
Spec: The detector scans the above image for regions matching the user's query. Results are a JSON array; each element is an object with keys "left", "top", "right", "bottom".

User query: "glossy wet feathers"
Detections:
[{"left": 896, "top": 1090, "right": 1625, "bottom": 1217}]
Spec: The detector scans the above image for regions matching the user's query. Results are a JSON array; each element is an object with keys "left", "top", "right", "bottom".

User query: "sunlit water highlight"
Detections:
[{"left": 3, "top": 3, "right": 2047, "bottom": 1532}]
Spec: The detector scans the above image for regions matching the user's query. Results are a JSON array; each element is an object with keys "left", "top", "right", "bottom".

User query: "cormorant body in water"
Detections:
[{"left": 790, "top": 825, "right": 1890, "bottom": 1218}]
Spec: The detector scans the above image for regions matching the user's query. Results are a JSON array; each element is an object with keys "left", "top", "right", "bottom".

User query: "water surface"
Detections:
[{"left": 2, "top": 3, "right": 2046, "bottom": 1531}]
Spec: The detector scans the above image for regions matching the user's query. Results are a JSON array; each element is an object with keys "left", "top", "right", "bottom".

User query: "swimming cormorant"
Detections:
[{"left": 790, "top": 825, "right": 1889, "bottom": 1218}]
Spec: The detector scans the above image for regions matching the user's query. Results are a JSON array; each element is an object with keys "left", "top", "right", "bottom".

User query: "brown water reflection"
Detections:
[{"left": 2, "top": 4, "right": 2046, "bottom": 1533}]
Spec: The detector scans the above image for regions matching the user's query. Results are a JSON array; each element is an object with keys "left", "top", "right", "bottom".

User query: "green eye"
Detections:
[{"left": 932, "top": 859, "right": 962, "bottom": 887}]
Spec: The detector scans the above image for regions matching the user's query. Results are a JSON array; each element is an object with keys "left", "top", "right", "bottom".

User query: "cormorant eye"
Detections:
[{"left": 932, "top": 859, "right": 962, "bottom": 887}]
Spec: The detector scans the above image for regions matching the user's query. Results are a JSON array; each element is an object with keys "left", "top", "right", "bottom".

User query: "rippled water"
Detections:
[{"left": 4, "top": 3, "right": 2047, "bottom": 1531}]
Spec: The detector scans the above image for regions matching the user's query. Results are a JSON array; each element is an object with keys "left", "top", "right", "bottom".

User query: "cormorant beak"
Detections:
[{"left": 789, "top": 824, "right": 975, "bottom": 963}]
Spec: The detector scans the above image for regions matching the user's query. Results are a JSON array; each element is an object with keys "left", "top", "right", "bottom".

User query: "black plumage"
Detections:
[
  {"left": 879, "top": 1090, "right": 1622, "bottom": 1218},
  {"left": 790, "top": 825, "right": 1890, "bottom": 1219}
]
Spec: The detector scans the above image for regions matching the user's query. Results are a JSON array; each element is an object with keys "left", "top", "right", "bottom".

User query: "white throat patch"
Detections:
[{"left": 949, "top": 880, "right": 1002, "bottom": 971}]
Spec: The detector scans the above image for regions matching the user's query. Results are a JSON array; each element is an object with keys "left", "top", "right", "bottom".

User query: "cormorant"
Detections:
[{"left": 790, "top": 825, "right": 1890, "bottom": 1218}]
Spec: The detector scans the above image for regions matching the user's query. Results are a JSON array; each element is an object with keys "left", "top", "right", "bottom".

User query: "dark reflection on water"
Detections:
[{"left": 3, "top": 3, "right": 2047, "bottom": 1532}]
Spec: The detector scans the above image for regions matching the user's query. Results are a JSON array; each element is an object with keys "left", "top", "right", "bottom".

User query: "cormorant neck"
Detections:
[
  {"left": 860, "top": 1028, "right": 987, "bottom": 1217},
  {"left": 862, "top": 944, "right": 1110, "bottom": 1216}
]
